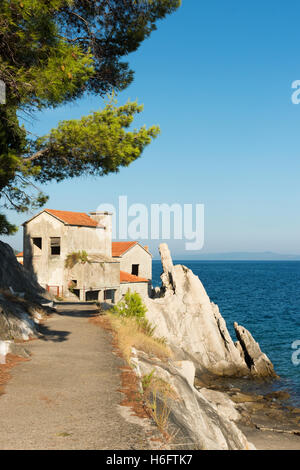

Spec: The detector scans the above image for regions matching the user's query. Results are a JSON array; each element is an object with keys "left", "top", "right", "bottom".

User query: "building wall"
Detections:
[
  {"left": 89, "top": 212, "right": 112, "bottom": 257},
  {"left": 23, "top": 211, "right": 113, "bottom": 293},
  {"left": 118, "top": 244, "right": 152, "bottom": 280},
  {"left": 23, "top": 211, "right": 65, "bottom": 289},
  {"left": 23, "top": 211, "right": 151, "bottom": 302},
  {"left": 67, "top": 260, "right": 120, "bottom": 291},
  {"left": 67, "top": 260, "right": 120, "bottom": 301},
  {"left": 64, "top": 225, "right": 109, "bottom": 256},
  {"left": 120, "top": 282, "right": 149, "bottom": 299}
]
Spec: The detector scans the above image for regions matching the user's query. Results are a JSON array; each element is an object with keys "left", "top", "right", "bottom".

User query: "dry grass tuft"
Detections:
[{"left": 107, "top": 313, "right": 172, "bottom": 365}]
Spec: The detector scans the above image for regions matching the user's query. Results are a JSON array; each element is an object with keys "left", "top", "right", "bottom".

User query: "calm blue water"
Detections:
[{"left": 152, "top": 260, "right": 300, "bottom": 405}]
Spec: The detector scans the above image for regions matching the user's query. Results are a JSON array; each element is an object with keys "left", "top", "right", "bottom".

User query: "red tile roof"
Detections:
[
  {"left": 45, "top": 209, "right": 102, "bottom": 227},
  {"left": 120, "top": 271, "right": 148, "bottom": 283},
  {"left": 16, "top": 251, "right": 23, "bottom": 257},
  {"left": 112, "top": 241, "right": 138, "bottom": 257}
]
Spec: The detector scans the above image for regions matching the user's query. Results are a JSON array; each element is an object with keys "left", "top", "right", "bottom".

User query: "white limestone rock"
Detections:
[
  {"left": 135, "top": 352, "right": 254, "bottom": 450},
  {"left": 146, "top": 243, "right": 275, "bottom": 379},
  {"left": 198, "top": 388, "right": 241, "bottom": 422},
  {"left": 146, "top": 244, "right": 249, "bottom": 376},
  {"left": 234, "top": 322, "right": 277, "bottom": 378}
]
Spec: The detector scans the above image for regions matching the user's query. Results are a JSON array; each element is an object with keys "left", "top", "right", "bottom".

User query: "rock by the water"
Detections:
[
  {"left": 146, "top": 243, "right": 276, "bottom": 379},
  {"left": 135, "top": 350, "right": 255, "bottom": 450},
  {"left": 234, "top": 322, "right": 277, "bottom": 378}
]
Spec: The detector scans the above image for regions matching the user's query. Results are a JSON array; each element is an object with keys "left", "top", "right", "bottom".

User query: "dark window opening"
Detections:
[
  {"left": 131, "top": 264, "right": 139, "bottom": 276},
  {"left": 73, "top": 289, "right": 80, "bottom": 299},
  {"left": 104, "top": 289, "right": 115, "bottom": 303},
  {"left": 32, "top": 237, "right": 42, "bottom": 255},
  {"left": 86, "top": 290, "right": 100, "bottom": 301},
  {"left": 50, "top": 237, "right": 61, "bottom": 255}
]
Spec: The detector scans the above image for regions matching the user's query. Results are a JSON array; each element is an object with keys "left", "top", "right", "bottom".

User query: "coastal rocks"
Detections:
[
  {"left": 234, "top": 323, "right": 277, "bottom": 378},
  {"left": 146, "top": 243, "right": 275, "bottom": 379},
  {"left": 264, "top": 391, "right": 290, "bottom": 402},
  {"left": 134, "top": 350, "right": 254, "bottom": 450},
  {"left": 198, "top": 388, "right": 241, "bottom": 422}
]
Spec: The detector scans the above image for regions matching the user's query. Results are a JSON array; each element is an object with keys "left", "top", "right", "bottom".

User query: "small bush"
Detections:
[
  {"left": 112, "top": 290, "right": 147, "bottom": 319},
  {"left": 112, "top": 290, "right": 156, "bottom": 337},
  {"left": 141, "top": 369, "right": 156, "bottom": 393},
  {"left": 65, "top": 250, "right": 90, "bottom": 269}
]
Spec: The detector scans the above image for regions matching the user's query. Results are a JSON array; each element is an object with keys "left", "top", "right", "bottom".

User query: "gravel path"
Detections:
[{"left": 0, "top": 304, "right": 152, "bottom": 450}]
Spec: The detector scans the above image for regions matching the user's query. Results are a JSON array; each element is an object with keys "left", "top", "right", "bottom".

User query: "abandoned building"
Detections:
[{"left": 19, "top": 209, "right": 152, "bottom": 302}]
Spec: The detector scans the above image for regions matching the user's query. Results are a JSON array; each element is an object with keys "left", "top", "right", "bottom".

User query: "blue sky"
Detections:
[{"left": 2, "top": 0, "right": 300, "bottom": 257}]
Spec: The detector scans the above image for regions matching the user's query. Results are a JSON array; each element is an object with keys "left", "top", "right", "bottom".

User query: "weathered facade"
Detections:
[
  {"left": 112, "top": 241, "right": 152, "bottom": 297},
  {"left": 21, "top": 209, "right": 152, "bottom": 302}
]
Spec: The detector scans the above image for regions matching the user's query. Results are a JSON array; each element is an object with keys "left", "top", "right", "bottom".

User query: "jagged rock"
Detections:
[
  {"left": 145, "top": 244, "right": 248, "bottom": 376},
  {"left": 135, "top": 351, "right": 255, "bottom": 450},
  {"left": 173, "top": 361, "right": 195, "bottom": 387},
  {"left": 145, "top": 243, "right": 276, "bottom": 379},
  {"left": 234, "top": 322, "right": 277, "bottom": 378}
]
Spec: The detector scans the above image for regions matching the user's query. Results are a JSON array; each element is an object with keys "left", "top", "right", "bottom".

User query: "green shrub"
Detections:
[
  {"left": 65, "top": 250, "right": 90, "bottom": 269},
  {"left": 112, "top": 290, "right": 155, "bottom": 337}
]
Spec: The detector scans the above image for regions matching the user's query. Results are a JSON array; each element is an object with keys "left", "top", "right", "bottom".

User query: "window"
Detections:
[
  {"left": 104, "top": 289, "right": 115, "bottom": 302},
  {"left": 50, "top": 237, "right": 61, "bottom": 255},
  {"left": 32, "top": 237, "right": 42, "bottom": 255},
  {"left": 131, "top": 264, "right": 139, "bottom": 276},
  {"left": 86, "top": 290, "right": 99, "bottom": 301}
]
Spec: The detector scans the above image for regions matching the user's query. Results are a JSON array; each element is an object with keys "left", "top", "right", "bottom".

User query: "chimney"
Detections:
[
  {"left": 89, "top": 211, "right": 112, "bottom": 257},
  {"left": 144, "top": 245, "right": 149, "bottom": 252},
  {"left": 89, "top": 211, "right": 112, "bottom": 230}
]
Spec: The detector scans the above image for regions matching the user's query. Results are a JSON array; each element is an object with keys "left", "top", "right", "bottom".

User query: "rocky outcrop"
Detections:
[
  {"left": 234, "top": 322, "right": 277, "bottom": 378},
  {"left": 0, "top": 241, "right": 50, "bottom": 361},
  {"left": 146, "top": 243, "right": 275, "bottom": 379},
  {"left": 133, "top": 349, "right": 255, "bottom": 450},
  {"left": 0, "top": 241, "right": 45, "bottom": 300}
]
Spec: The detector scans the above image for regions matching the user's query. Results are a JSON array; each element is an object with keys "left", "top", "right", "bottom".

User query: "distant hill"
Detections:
[{"left": 154, "top": 251, "right": 300, "bottom": 261}]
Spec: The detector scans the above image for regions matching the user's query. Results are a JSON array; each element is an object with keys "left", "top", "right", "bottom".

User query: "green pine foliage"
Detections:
[{"left": 0, "top": 0, "right": 181, "bottom": 234}]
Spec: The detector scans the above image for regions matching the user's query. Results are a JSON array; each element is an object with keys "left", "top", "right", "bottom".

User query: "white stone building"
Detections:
[{"left": 21, "top": 209, "right": 152, "bottom": 302}]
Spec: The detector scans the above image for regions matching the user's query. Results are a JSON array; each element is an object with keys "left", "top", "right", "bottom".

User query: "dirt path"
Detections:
[{"left": 0, "top": 304, "right": 153, "bottom": 450}]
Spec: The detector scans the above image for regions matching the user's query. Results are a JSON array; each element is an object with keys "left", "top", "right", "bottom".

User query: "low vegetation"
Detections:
[
  {"left": 107, "top": 291, "right": 172, "bottom": 364},
  {"left": 104, "top": 291, "right": 176, "bottom": 441},
  {"left": 141, "top": 370, "right": 179, "bottom": 440},
  {"left": 65, "top": 250, "right": 90, "bottom": 269}
]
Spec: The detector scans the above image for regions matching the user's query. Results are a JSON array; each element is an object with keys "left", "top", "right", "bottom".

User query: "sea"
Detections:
[{"left": 152, "top": 260, "right": 300, "bottom": 406}]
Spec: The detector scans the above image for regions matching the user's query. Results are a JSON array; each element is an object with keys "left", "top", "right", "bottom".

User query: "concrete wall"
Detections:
[
  {"left": 118, "top": 244, "right": 152, "bottom": 280},
  {"left": 64, "top": 225, "right": 109, "bottom": 256},
  {"left": 24, "top": 212, "right": 65, "bottom": 289},
  {"left": 120, "top": 282, "right": 149, "bottom": 299},
  {"left": 67, "top": 260, "right": 120, "bottom": 291},
  {"left": 67, "top": 260, "right": 120, "bottom": 301},
  {"left": 23, "top": 211, "right": 114, "bottom": 294},
  {"left": 89, "top": 212, "right": 112, "bottom": 257}
]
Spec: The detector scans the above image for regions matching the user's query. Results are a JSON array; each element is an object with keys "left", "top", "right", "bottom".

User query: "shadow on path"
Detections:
[
  {"left": 54, "top": 302, "right": 110, "bottom": 318},
  {"left": 38, "top": 323, "right": 70, "bottom": 342}
]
